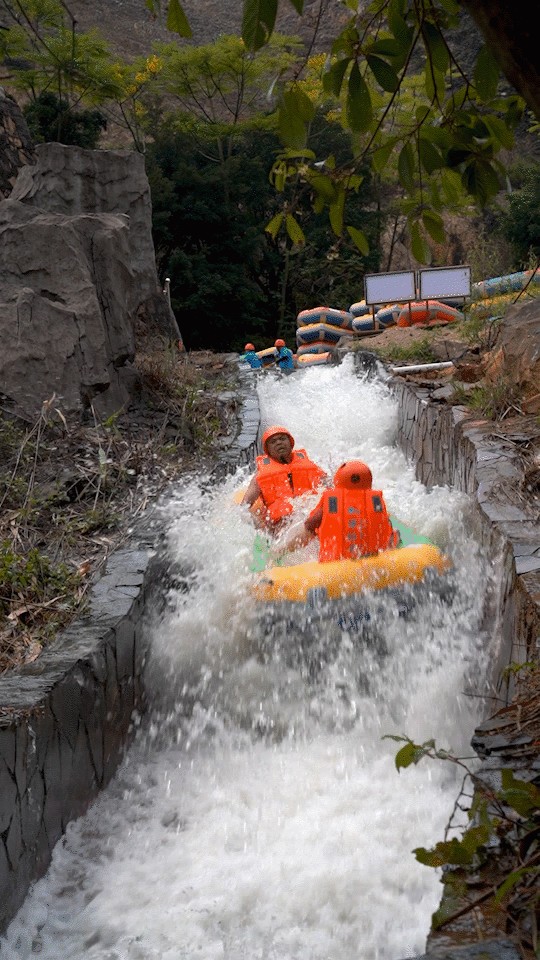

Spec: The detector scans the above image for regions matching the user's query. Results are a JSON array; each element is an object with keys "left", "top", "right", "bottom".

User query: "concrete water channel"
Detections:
[{"left": 0, "top": 350, "right": 538, "bottom": 958}]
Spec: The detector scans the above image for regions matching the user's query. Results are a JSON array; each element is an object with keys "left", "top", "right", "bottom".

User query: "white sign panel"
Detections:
[
  {"left": 365, "top": 270, "right": 416, "bottom": 306},
  {"left": 419, "top": 266, "right": 471, "bottom": 300}
]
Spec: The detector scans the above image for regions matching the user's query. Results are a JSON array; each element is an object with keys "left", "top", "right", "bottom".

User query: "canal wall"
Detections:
[{"left": 0, "top": 357, "right": 538, "bottom": 948}]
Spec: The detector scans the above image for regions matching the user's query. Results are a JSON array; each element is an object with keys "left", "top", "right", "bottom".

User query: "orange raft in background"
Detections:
[{"left": 397, "top": 301, "right": 464, "bottom": 327}]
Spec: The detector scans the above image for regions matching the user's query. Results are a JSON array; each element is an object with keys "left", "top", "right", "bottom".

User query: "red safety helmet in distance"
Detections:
[
  {"left": 244, "top": 343, "right": 255, "bottom": 351},
  {"left": 274, "top": 338, "right": 286, "bottom": 348}
]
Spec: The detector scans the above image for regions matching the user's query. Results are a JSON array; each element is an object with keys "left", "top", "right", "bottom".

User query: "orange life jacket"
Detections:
[
  {"left": 255, "top": 449, "right": 325, "bottom": 525},
  {"left": 315, "top": 487, "right": 399, "bottom": 562}
]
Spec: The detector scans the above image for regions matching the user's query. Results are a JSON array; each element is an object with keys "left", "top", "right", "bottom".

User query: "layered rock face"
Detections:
[
  {"left": 0, "top": 87, "right": 36, "bottom": 198},
  {"left": 0, "top": 135, "right": 180, "bottom": 418},
  {"left": 483, "top": 300, "right": 540, "bottom": 414}
]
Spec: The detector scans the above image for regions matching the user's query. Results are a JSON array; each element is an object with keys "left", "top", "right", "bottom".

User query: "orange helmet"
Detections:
[
  {"left": 333, "top": 460, "right": 372, "bottom": 490},
  {"left": 261, "top": 425, "right": 295, "bottom": 454},
  {"left": 244, "top": 343, "right": 255, "bottom": 351},
  {"left": 275, "top": 338, "right": 286, "bottom": 348}
]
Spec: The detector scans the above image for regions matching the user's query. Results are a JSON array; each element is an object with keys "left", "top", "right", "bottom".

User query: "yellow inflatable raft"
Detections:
[
  {"left": 295, "top": 351, "right": 333, "bottom": 367},
  {"left": 251, "top": 543, "right": 450, "bottom": 603}
]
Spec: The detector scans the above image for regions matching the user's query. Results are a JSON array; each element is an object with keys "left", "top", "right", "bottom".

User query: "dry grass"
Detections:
[{"left": 0, "top": 343, "right": 240, "bottom": 674}]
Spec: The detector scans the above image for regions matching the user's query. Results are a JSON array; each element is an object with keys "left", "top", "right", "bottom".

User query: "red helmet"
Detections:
[
  {"left": 244, "top": 343, "right": 255, "bottom": 351},
  {"left": 274, "top": 339, "right": 286, "bottom": 348},
  {"left": 261, "top": 425, "right": 295, "bottom": 454},
  {"left": 333, "top": 460, "right": 372, "bottom": 490}
]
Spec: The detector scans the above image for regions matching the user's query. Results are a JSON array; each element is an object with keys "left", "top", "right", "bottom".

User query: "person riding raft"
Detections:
[
  {"left": 241, "top": 426, "right": 327, "bottom": 531},
  {"left": 279, "top": 459, "right": 401, "bottom": 560},
  {"left": 274, "top": 338, "right": 295, "bottom": 372},
  {"left": 242, "top": 343, "right": 263, "bottom": 370}
]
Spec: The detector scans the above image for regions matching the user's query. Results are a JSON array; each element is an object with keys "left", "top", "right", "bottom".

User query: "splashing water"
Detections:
[{"left": 1, "top": 356, "right": 500, "bottom": 960}]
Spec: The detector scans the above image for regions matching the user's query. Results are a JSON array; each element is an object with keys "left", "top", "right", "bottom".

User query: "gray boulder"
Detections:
[
  {"left": 0, "top": 142, "right": 181, "bottom": 418},
  {"left": 0, "top": 200, "right": 138, "bottom": 417}
]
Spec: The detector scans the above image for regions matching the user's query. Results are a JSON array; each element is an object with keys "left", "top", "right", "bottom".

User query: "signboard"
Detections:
[
  {"left": 365, "top": 270, "right": 416, "bottom": 306},
  {"left": 419, "top": 266, "right": 471, "bottom": 300}
]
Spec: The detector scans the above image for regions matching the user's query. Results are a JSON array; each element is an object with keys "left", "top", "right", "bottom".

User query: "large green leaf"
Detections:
[
  {"left": 346, "top": 62, "right": 372, "bottom": 133},
  {"left": 242, "top": 0, "right": 278, "bottom": 51},
  {"left": 367, "top": 54, "right": 399, "bottom": 93},
  {"left": 422, "top": 22, "right": 449, "bottom": 74},
  {"left": 332, "top": 22, "right": 360, "bottom": 57},
  {"left": 424, "top": 59, "right": 445, "bottom": 104},
  {"left": 392, "top": 737, "right": 436, "bottom": 770},
  {"left": 495, "top": 866, "right": 540, "bottom": 905},
  {"left": 292, "top": 85, "right": 317, "bottom": 122},
  {"left": 279, "top": 87, "right": 314, "bottom": 148},
  {"left": 265, "top": 211, "right": 284, "bottom": 239},
  {"left": 329, "top": 185, "right": 345, "bottom": 236},
  {"left": 461, "top": 157, "right": 501, "bottom": 205},
  {"left": 388, "top": 6, "right": 412, "bottom": 48},
  {"left": 166, "top": 0, "right": 192, "bottom": 37},
  {"left": 483, "top": 115, "right": 515, "bottom": 150},
  {"left": 369, "top": 38, "right": 404, "bottom": 58},
  {"left": 414, "top": 824, "right": 490, "bottom": 868},
  {"left": 308, "top": 171, "right": 336, "bottom": 201},
  {"left": 279, "top": 148, "right": 317, "bottom": 160},
  {"left": 397, "top": 141, "right": 415, "bottom": 191},
  {"left": 285, "top": 212, "right": 305, "bottom": 245},
  {"left": 499, "top": 769, "right": 540, "bottom": 818},
  {"left": 322, "top": 57, "right": 350, "bottom": 97},
  {"left": 286, "top": 0, "right": 304, "bottom": 12},
  {"left": 372, "top": 139, "right": 395, "bottom": 173},
  {"left": 418, "top": 136, "right": 444, "bottom": 174},
  {"left": 346, "top": 225, "right": 369, "bottom": 254},
  {"left": 410, "top": 221, "right": 432, "bottom": 264},
  {"left": 474, "top": 45, "right": 500, "bottom": 102},
  {"left": 422, "top": 208, "right": 445, "bottom": 244}
]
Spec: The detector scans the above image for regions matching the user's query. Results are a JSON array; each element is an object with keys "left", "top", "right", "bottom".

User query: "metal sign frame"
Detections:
[
  {"left": 418, "top": 265, "right": 471, "bottom": 301},
  {"left": 364, "top": 270, "right": 416, "bottom": 306}
]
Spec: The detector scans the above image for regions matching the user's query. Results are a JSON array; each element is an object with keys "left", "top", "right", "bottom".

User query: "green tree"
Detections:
[
  {"left": 0, "top": 0, "right": 150, "bottom": 148},
  {"left": 502, "top": 163, "right": 540, "bottom": 267},
  {"left": 276, "top": 108, "right": 382, "bottom": 320},
  {"left": 148, "top": 0, "right": 535, "bottom": 265},
  {"left": 0, "top": 0, "right": 123, "bottom": 106},
  {"left": 145, "top": 126, "right": 284, "bottom": 351}
]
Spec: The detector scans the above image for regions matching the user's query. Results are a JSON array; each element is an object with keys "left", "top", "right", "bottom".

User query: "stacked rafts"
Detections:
[
  {"left": 396, "top": 301, "right": 464, "bottom": 326},
  {"left": 473, "top": 268, "right": 540, "bottom": 300},
  {"left": 349, "top": 298, "right": 464, "bottom": 334},
  {"left": 296, "top": 307, "right": 354, "bottom": 364},
  {"left": 468, "top": 268, "right": 540, "bottom": 320},
  {"left": 350, "top": 300, "right": 403, "bottom": 335}
]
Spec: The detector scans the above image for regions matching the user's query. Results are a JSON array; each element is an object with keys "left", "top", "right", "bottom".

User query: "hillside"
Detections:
[{"left": 68, "top": 0, "right": 349, "bottom": 60}]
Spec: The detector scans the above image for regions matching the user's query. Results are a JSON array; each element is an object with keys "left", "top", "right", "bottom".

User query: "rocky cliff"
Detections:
[{"left": 0, "top": 94, "right": 180, "bottom": 419}]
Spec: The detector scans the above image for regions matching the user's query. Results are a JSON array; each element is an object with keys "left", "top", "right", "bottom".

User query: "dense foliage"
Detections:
[
  {"left": 23, "top": 91, "right": 107, "bottom": 147},
  {"left": 502, "top": 165, "right": 540, "bottom": 266},
  {"left": 145, "top": 127, "right": 282, "bottom": 351},
  {"left": 145, "top": 113, "right": 383, "bottom": 351}
]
